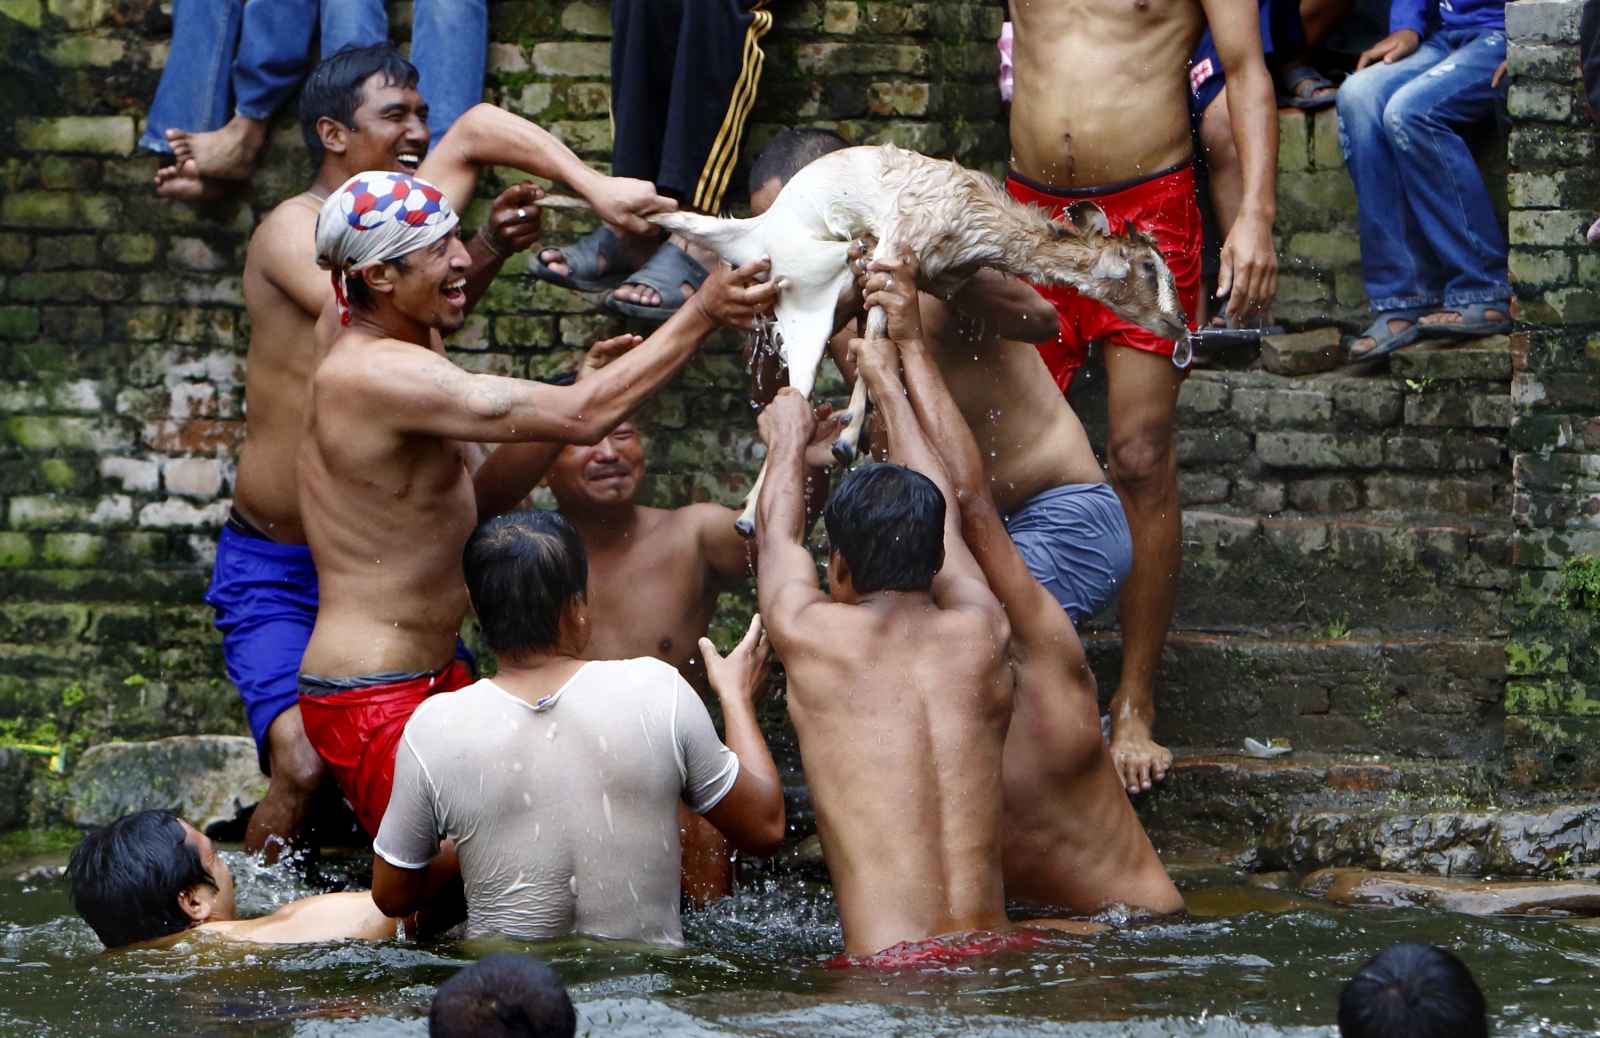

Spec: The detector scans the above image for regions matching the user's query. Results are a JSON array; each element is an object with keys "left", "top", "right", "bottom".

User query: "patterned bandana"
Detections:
[{"left": 315, "top": 171, "right": 460, "bottom": 324}]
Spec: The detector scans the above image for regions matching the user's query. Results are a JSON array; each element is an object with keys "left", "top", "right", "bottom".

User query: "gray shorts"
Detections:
[{"left": 1003, "top": 482, "right": 1133, "bottom": 626}]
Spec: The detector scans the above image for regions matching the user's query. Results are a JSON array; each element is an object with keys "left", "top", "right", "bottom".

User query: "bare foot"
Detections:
[
  {"left": 1109, "top": 709, "right": 1172, "bottom": 794},
  {"left": 167, "top": 115, "right": 266, "bottom": 182},
  {"left": 1417, "top": 307, "right": 1507, "bottom": 329},
  {"left": 153, "top": 158, "right": 224, "bottom": 200},
  {"left": 539, "top": 226, "right": 659, "bottom": 279},
  {"left": 613, "top": 235, "right": 718, "bottom": 308}
]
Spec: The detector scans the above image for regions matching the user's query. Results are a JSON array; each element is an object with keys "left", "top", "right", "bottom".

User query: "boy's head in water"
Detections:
[
  {"left": 822, "top": 463, "right": 947, "bottom": 601},
  {"left": 1339, "top": 943, "right": 1488, "bottom": 1038},
  {"left": 67, "top": 808, "right": 238, "bottom": 948},
  {"left": 430, "top": 953, "right": 576, "bottom": 1038}
]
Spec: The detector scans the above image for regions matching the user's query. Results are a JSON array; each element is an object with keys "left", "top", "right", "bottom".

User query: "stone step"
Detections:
[
  {"left": 1136, "top": 751, "right": 1600, "bottom": 879},
  {"left": 1082, "top": 634, "right": 1505, "bottom": 760}
]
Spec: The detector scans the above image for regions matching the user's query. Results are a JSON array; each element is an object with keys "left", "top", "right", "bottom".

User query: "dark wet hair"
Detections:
[
  {"left": 822, "top": 463, "right": 945, "bottom": 594},
  {"left": 430, "top": 953, "right": 576, "bottom": 1038},
  {"left": 1338, "top": 944, "right": 1488, "bottom": 1038},
  {"left": 464, "top": 509, "right": 588, "bottom": 658},
  {"left": 66, "top": 808, "right": 214, "bottom": 949},
  {"left": 344, "top": 252, "right": 411, "bottom": 312},
  {"left": 748, "top": 127, "right": 849, "bottom": 196},
  {"left": 300, "top": 42, "right": 419, "bottom": 167}
]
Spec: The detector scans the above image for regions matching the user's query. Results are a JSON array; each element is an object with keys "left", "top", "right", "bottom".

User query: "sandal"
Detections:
[
  {"left": 605, "top": 243, "right": 709, "bottom": 322},
  {"left": 1347, "top": 307, "right": 1433, "bottom": 361},
  {"left": 528, "top": 226, "right": 637, "bottom": 292},
  {"left": 1416, "top": 300, "right": 1512, "bottom": 340},
  {"left": 1277, "top": 65, "right": 1340, "bottom": 111}
]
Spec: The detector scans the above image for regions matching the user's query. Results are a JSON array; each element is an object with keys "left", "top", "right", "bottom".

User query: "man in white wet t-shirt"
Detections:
[{"left": 370, "top": 509, "right": 785, "bottom": 944}]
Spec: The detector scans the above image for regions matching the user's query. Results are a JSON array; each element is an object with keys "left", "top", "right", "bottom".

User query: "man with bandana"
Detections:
[
  {"left": 295, "top": 170, "right": 775, "bottom": 839},
  {"left": 208, "top": 43, "right": 676, "bottom": 860}
]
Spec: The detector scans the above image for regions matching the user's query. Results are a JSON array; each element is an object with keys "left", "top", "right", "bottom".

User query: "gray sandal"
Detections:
[
  {"left": 1347, "top": 307, "right": 1432, "bottom": 361},
  {"left": 528, "top": 226, "right": 635, "bottom": 292},
  {"left": 605, "top": 243, "right": 708, "bottom": 322},
  {"left": 1417, "top": 300, "right": 1512, "bottom": 340}
]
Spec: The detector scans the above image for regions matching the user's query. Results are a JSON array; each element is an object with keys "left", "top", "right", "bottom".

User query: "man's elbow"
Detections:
[
  {"left": 738, "top": 807, "right": 787, "bottom": 858},
  {"left": 1016, "top": 296, "right": 1060, "bottom": 343},
  {"left": 371, "top": 884, "right": 413, "bottom": 919}
]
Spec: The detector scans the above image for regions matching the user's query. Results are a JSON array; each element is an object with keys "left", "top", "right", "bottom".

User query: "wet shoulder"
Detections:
[{"left": 403, "top": 679, "right": 517, "bottom": 751}]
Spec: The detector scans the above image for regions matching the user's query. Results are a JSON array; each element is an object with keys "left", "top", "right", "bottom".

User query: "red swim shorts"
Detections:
[
  {"left": 1005, "top": 163, "right": 1203, "bottom": 392},
  {"left": 825, "top": 929, "right": 1046, "bottom": 969},
  {"left": 298, "top": 658, "right": 475, "bottom": 837}
]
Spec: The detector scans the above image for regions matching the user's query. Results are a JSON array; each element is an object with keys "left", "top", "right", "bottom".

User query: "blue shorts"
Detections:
[
  {"left": 1004, "top": 482, "right": 1133, "bottom": 627},
  {"left": 204, "top": 526, "right": 319, "bottom": 774},
  {"left": 1189, "top": 0, "right": 1302, "bottom": 116}
]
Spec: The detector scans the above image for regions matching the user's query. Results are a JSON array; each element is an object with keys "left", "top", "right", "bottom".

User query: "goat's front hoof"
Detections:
[
  {"left": 831, "top": 438, "right": 857, "bottom": 466},
  {"left": 734, "top": 516, "right": 756, "bottom": 538}
]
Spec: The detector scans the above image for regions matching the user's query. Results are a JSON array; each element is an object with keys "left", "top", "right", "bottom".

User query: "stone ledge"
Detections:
[{"left": 67, "top": 735, "right": 265, "bottom": 833}]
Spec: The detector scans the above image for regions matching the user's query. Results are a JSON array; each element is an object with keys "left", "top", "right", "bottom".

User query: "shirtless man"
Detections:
[
  {"left": 208, "top": 42, "right": 674, "bottom": 858},
  {"left": 67, "top": 809, "right": 396, "bottom": 949},
  {"left": 748, "top": 129, "right": 1136, "bottom": 635},
  {"left": 296, "top": 170, "right": 774, "bottom": 840},
  {"left": 757, "top": 351, "right": 1097, "bottom": 958},
  {"left": 870, "top": 250, "right": 1184, "bottom": 919},
  {"left": 1009, "top": 0, "right": 1280, "bottom": 791}
]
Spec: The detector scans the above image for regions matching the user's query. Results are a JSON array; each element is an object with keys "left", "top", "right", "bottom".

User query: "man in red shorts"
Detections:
[
  {"left": 1008, "top": 0, "right": 1279, "bottom": 794},
  {"left": 296, "top": 170, "right": 776, "bottom": 836}
]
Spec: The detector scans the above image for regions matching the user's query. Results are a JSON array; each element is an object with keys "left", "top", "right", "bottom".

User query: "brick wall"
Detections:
[{"left": 1502, "top": 0, "right": 1600, "bottom": 788}]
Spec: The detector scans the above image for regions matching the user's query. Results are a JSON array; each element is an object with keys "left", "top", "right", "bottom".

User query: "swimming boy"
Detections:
[
  {"left": 67, "top": 809, "right": 395, "bottom": 949},
  {"left": 869, "top": 249, "right": 1185, "bottom": 920},
  {"left": 297, "top": 171, "right": 774, "bottom": 839},
  {"left": 370, "top": 510, "right": 784, "bottom": 943}
]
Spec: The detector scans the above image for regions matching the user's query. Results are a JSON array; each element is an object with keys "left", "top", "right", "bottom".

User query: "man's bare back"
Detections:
[
  {"left": 874, "top": 255, "right": 1184, "bottom": 920},
  {"left": 756, "top": 358, "right": 1016, "bottom": 955}
]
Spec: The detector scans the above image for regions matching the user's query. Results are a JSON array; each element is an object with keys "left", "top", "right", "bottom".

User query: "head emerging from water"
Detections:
[
  {"left": 464, "top": 509, "right": 591, "bottom": 663},
  {"left": 823, "top": 463, "right": 946, "bottom": 601},
  {"left": 66, "top": 808, "right": 237, "bottom": 949},
  {"left": 315, "top": 170, "right": 469, "bottom": 330},
  {"left": 1338, "top": 943, "right": 1487, "bottom": 1038},
  {"left": 430, "top": 952, "right": 576, "bottom": 1038}
]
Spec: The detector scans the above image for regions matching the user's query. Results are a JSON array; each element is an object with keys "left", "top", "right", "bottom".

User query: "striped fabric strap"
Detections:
[{"left": 692, "top": 0, "right": 772, "bottom": 214}]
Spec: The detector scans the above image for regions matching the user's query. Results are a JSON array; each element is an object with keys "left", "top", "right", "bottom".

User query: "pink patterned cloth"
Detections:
[{"left": 998, "top": 21, "right": 1014, "bottom": 102}]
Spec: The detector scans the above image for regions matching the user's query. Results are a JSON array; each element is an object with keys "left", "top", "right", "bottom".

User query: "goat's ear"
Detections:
[
  {"left": 1091, "top": 244, "right": 1131, "bottom": 281},
  {"left": 1064, "top": 200, "right": 1111, "bottom": 237}
]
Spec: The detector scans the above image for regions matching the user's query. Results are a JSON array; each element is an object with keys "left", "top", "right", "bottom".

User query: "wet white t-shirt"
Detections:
[{"left": 374, "top": 658, "right": 740, "bottom": 944}]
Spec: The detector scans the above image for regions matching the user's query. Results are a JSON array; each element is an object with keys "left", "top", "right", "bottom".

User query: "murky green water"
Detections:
[{"left": 2, "top": 846, "right": 1597, "bottom": 1037}]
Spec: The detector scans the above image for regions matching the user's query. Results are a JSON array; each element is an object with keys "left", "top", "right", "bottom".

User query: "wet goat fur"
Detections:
[{"left": 650, "top": 143, "right": 1187, "bottom": 395}]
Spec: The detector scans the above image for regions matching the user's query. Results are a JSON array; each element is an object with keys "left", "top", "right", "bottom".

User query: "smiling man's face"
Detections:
[
  {"left": 546, "top": 420, "right": 646, "bottom": 510},
  {"left": 344, "top": 73, "right": 430, "bottom": 174},
  {"left": 371, "top": 230, "right": 472, "bottom": 332}
]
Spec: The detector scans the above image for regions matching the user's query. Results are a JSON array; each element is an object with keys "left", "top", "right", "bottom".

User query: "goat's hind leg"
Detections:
[
  {"left": 733, "top": 461, "right": 767, "bottom": 538},
  {"left": 831, "top": 304, "right": 887, "bottom": 464}
]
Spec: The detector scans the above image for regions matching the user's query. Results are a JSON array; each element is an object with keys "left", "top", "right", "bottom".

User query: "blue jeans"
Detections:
[
  {"left": 1336, "top": 28, "right": 1511, "bottom": 312},
  {"left": 141, "top": 0, "right": 486, "bottom": 153}
]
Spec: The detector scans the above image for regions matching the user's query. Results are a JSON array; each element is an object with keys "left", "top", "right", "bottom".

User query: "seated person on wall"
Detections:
[
  {"left": 150, "top": 0, "right": 488, "bottom": 198},
  {"left": 1584, "top": 0, "right": 1600, "bottom": 243},
  {"left": 755, "top": 361, "right": 1102, "bottom": 962},
  {"left": 532, "top": 0, "right": 775, "bottom": 321},
  {"left": 1340, "top": 0, "right": 1514, "bottom": 359},
  {"left": 296, "top": 171, "right": 774, "bottom": 842},
  {"left": 475, "top": 347, "right": 839, "bottom": 906},
  {"left": 210, "top": 41, "right": 667, "bottom": 864},
  {"left": 430, "top": 954, "right": 576, "bottom": 1038},
  {"left": 866, "top": 249, "right": 1185, "bottom": 921},
  {"left": 369, "top": 509, "right": 785, "bottom": 943},
  {"left": 67, "top": 809, "right": 396, "bottom": 949},
  {"left": 746, "top": 128, "right": 1136, "bottom": 674}
]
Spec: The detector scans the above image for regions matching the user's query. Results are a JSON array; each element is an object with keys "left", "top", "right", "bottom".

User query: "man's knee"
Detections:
[
  {"left": 266, "top": 711, "right": 328, "bottom": 796},
  {"left": 1107, "top": 428, "right": 1173, "bottom": 495}
]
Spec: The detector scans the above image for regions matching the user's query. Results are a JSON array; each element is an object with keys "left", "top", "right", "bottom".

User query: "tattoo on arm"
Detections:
[{"left": 421, "top": 361, "right": 526, "bottom": 420}]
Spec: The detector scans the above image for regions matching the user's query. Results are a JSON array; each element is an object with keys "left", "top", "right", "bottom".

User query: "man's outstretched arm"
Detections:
[
  {"left": 755, "top": 390, "right": 833, "bottom": 633},
  {"left": 419, "top": 103, "right": 673, "bottom": 235},
  {"left": 1204, "top": 0, "right": 1279, "bottom": 321}
]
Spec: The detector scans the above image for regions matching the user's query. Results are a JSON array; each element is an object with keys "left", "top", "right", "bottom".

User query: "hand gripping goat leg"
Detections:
[{"left": 539, "top": 145, "right": 1189, "bottom": 537}]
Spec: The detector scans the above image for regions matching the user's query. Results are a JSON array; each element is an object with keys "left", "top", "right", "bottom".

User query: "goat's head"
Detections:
[{"left": 1027, "top": 201, "right": 1188, "bottom": 343}]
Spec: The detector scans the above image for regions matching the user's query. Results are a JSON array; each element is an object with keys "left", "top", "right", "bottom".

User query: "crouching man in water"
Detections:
[
  {"left": 756, "top": 368, "right": 1100, "bottom": 963},
  {"left": 297, "top": 172, "right": 776, "bottom": 839},
  {"left": 67, "top": 810, "right": 396, "bottom": 949},
  {"left": 369, "top": 510, "right": 784, "bottom": 942},
  {"left": 868, "top": 250, "right": 1184, "bottom": 921}
]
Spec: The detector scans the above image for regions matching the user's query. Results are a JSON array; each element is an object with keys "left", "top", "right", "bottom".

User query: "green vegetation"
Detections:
[{"left": 1559, "top": 554, "right": 1600, "bottom": 617}]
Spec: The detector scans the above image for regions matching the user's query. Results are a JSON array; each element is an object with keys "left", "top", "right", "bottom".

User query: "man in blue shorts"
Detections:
[{"left": 746, "top": 129, "right": 1134, "bottom": 632}]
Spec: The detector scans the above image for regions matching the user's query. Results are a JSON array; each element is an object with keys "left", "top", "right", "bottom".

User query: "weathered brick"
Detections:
[
  {"left": 867, "top": 81, "right": 930, "bottom": 117},
  {"left": 530, "top": 41, "right": 610, "bottom": 77},
  {"left": 100, "top": 456, "right": 159, "bottom": 493},
  {"left": 1365, "top": 476, "right": 1499, "bottom": 513},
  {"left": 1505, "top": 0, "right": 1581, "bottom": 43},
  {"left": 1330, "top": 381, "right": 1403, "bottom": 426},
  {"left": 1508, "top": 81, "right": 1578, "bottom": 123},
  {"left": 1507, "top": 42, "right": 1581, "bottom": 80},
  {"left": 1178, "top": 472, "right": 1230, "bottom": 505},
  {"left": 1232, "top": 387, "right": 1334, "bottom": 426},
  {"left": 1391, "top": 337, "right": 1513, "bottom": 382},
  {"left": 1260, "top": 327, "right": 1341, "bottom": 376},
  {"left": 0, "top": 306, "right": 40, "bottom": 340},
  {"left": 141, "top": 418, "right": 245, "bottom": 454},
  {"left": 40, "top": 305, "right": 103, "bottom": 341},
  {"left": 863, "top": 2, "right": 928, "bottom": 33},
  {"left": 548, "top": 119, "right": 611, "bottom": 153},
  {"left": 560, "top": 0, "right": 611, "bottom": 35},
  {"left": 168, "top": 238, "right": 223, "bottom": 272},
  {"left": 137, "top": 499, "right": 228, "bottom": 529},
  {"left": 161, "top": 457, "right": 223, "bottom": 499},
  {"left": 14, "top": 115, "right": 134, "bottom": 154},
  {"left": 1257, "top": 432, "right": 1383, "bottom": 469},
  {"left": 1289, "top": 478, "right": 1360, "bottom": 512},
  {"left": 510, "top": 82, "right": 553, "bottom": 116},
  {"left": 42, "top": 532, "right": 103, "bottom": 566},
  {"left": 42, "top": 33, "right": 124, "bottom": 66},
  {"left": 1385, "top": 435, "right": 1503, "bottom": 471},
  {"left": 47, "top": 0, "right": 110, "bottom": 29},
  {"left": 0, "top": 0, "right": 41, "bottom": 27},
  {"left": 1, "top": 191, "right": 119, "bottom": 230},
  {"left": 560, "top": 312, "right": 624, "bottom": 345},
  {"left": 1286, "top": 233, "right": 1361, "bottom": 266},
  {"left": 1509, "top": 209, "right": 1591, "bottom": 247},
  {"left": 1278, "top": 111, "right": 1309, "bottom": 172},
  {"left": 1175, "top": 428, "right": 1253, "bottom": 464},
  {"left": 1177, "top": 376, "right": 1229, "bottom": 414},
  {"left": 487, "top": 42, "right": 529, "bottom": 73},
  {"left": 797, "top": 42, "right": 927, "bottom": 76},
  {"left": 0, "top": 531, "right": 34, "bottom": 566},
  {"left": 8, "top": 495, "right": 85, "bottom": 528},
  {"left": 1311, "top": 106, "right": 1343, "bottom": 171},
  {"left": 1404, "top": 392, "right": 1514, "bottom": 429},
  {"left": 824, "top": 0, "right": 858, "bottom": 33},
  {"left": 1262, "top": 517, "right": 1330, "bottom": 553}
]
